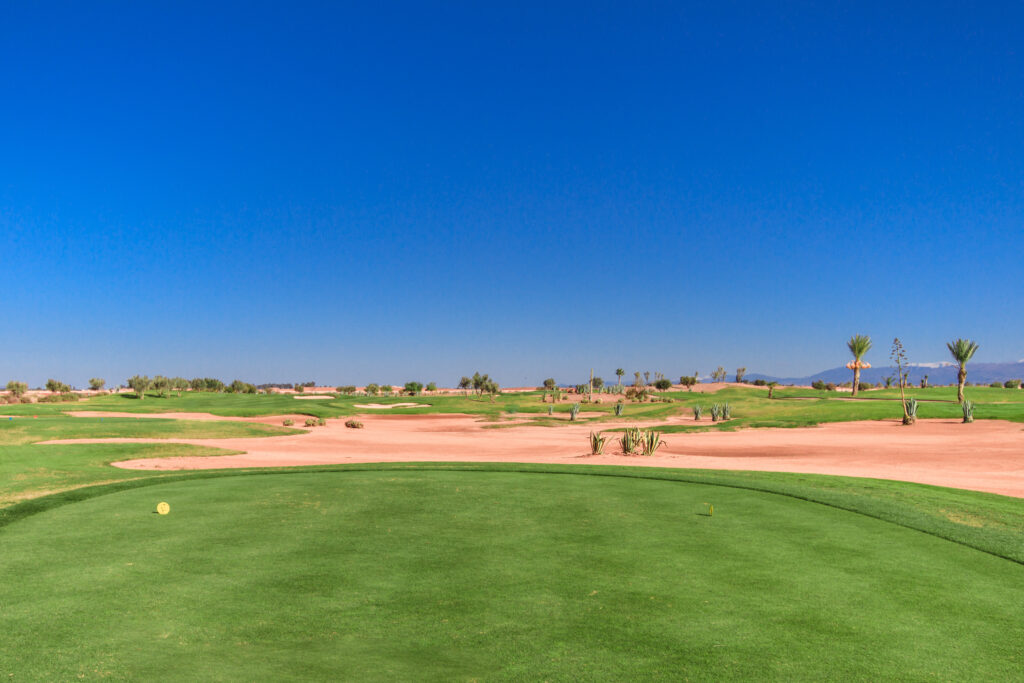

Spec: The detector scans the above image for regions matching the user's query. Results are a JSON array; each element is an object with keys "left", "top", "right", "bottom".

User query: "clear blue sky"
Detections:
[{"left": 2, "top": 2, "right": 1022, "bottom": 388}]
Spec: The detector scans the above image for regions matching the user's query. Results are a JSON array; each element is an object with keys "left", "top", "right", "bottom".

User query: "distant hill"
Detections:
[{"left": 742, "top": 361, "right": 1024, "bottom": 386}]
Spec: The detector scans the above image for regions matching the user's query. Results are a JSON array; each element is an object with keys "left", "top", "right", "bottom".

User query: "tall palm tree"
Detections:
[
  {"left": 615, "top": 368, "right": 624, "bottom": 387},
  {"left": 846, "top": 335, "right": 872, "bottom": 397},
  {"left": 946, "top": 338, "right": 979, "bottom": 403}
]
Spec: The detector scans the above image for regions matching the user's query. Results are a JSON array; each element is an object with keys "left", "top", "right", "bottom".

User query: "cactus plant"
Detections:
[
  {"left": 614, "top": 402, "right": 624, "bottom": 417},
  {"left": 710, "top": 404, "right": 721, "bottom": 422},
  {"left": 619, "top": 426, "right": 642, "bottom": 455},
  {"left": 721, "top": 403, "right": 731, "bottom": 420},
  {"left": 692, "top": 405, "right": 703, "bottom": 420},
  {"left": 962, "top": 399, "right": 974, "bottom": 423},
  {"left": 589, "top": 431, "right": 607, "bottom": 455},
  {"left": 570, "top": 403, "right": 580, "bottom": 421}
]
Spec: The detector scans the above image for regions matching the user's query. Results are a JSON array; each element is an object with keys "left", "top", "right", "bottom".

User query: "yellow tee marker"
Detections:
[{"left": 156, "top": 502, "right": 170, "bottom": 515}]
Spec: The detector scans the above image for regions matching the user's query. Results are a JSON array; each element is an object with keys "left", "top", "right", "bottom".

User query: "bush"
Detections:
[
  {"left": 39, "top": 392, "right": 80, "bottom": 403},
  {"left": 317, "top": 418, "right": 327, "bottom": 426},
  {"left": 345, "top": 419, "right": 364, "bottom": 429},
  {"left": 336, "top": 386, "right": 357, "bottom": 395},
  {"left": 5, "top": 381, "right": 28, "bottom": 398},
  {"left": 283, "top": 419, "right": 294, "bottom": 426},
  {"left": 653, "top": 379, "right": 672, "bottom": 391},
  {"left": 990, "top": 382, "right": 1003, "bottom": 388},
  {"left": 364, "top": 383, "right": 379, "bottom": 395},
  {"left": 46, "top": 379, "right": 72, "bottom": 393},
  {"left": 543, "top": 378, "right": 557, "bottom": 391},
  {"left": 858, "top": 382, "right": 871, "bottom": 392},
  {"left": 811, "top": 380, "right": 827, "bottom": 390},
  {"left": 678, "top": 376, "right": 697, "bottom": 390},
  {"left": 825, "top": 383, "right": 837, "bottom": 391},
  {"left": 752, "top": 379, "right": 767, "bottom": 386},
  {"left": 404, "top": 381, "right": 423, "bottom": 395},
  {"left": 1005, "top": 379, "right": 1022, "bottom": 389},
  {"left": 304, "top": 418, "right": 318, "bottom": 427}
]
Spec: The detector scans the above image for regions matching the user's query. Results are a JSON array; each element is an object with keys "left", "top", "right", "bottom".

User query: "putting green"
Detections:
[{"left": 1, "top": 470, "right": 1021, "bottom": 680}]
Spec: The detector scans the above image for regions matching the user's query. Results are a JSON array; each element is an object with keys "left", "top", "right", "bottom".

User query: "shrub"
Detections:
[
  {"left": 962, "top": 400, "right": 974, "bottom": 424},
  {"left": 752, "top": 379, "right": 767, "bottom": 386},
  {"left": 825, "top": 383, "right": 837, "bottom": 391},
  {"left": 425, "top": 382, "right": 438, "bottom": 392},
  {"left": 811, "top": 380, "right": 827, "bottom": 390},
  {"left": 283, "top": 419, "right": 294, "bottom": 426},
  {"left": 1005, "top": 379, "right": 1022, "bottom": 389},
  {"left": 614, "top": 402, "right": 624, "bottom": 417},
  {"left": 990, "top": 382, "right": 1003, "bottom": 388},
  {"left": 589, "top": 431, "right": 607, "bottom": 455},
  {"left": 710, "top": 404, "right": 721, "bottom": 422},
  {"left": 693, "top": 405, "right": 703, "bottom": 420},
  {"left": 88, "top": 378, "right": 105, "bottom": 390},
  {"left": 569, "top": 403, "right": 580, "bottom": 421},
  {"left": 404, "top": 381, "right": 423, "bottom": 395},
  {"left": 39, "top": 392, "right": 80, "bottom": 403},
  {"left": 317, "top": 418, "right": 327, "bottom": 426},
  {"left": 653, "top": 379, "right": 672, "bottom": 391},
  {"left": 858, "top": 382, "right": 871, "bottom": 392},
  {"left": 5, "top": 381, "right": 28, "bottom": 398},
  {"left": 345, "top": 419, "right": 364, "bottom": 429},
  {"left": 46, "top": 379, "right": 71, "bottom": 393},
  {"left": 304, "top": 418, "right": 318, "bottom": 427},
  {"left": 679, "top": 376, "right": 697, "bottom": 390},
  {"left": 721, "top": 403, "right": 732, "bottom": 420},
  {"left": 336, "top": 386, "right": 357, "bottom": 395},
  {"left": 543, "top": 378, "right": 557, "bottom": 390},
  {"left": 364, "top": 383, "right": 379, "bottom": 395}
]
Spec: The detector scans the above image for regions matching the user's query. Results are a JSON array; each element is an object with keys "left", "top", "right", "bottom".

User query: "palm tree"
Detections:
[
  {"left": 615, "top": 368, "right": 624, "bottom": 387},
  {"left": 846, "top": 335, "right": 872, "bottom": 397},
  {"left": 946, "top": 338, "right": 979, "bottom": 403}
]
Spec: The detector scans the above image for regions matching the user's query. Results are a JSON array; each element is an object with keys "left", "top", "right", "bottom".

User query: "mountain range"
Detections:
[{"left": 742, "top": 361, "right": 1024, "bottom": 386}]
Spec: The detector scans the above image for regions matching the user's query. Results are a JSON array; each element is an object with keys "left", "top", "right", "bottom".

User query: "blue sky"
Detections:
[{"left": 2, "top": 2, "right": 1022, "bottom": 388}]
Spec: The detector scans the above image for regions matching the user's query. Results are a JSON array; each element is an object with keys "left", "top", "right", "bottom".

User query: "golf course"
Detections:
[{"left": 2, "top": 385, "right": 1022, "bottom": 679}]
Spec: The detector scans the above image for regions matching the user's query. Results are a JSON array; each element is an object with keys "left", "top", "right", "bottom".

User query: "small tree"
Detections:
[
  {"left": 171, "top": 377, "right": 189, "bottom": 397},
  {"left": 458, "top": 376, "right": 472, "bottom": 392},
  {"left": 128, "top": 375, "right": 151, "bottom": 400},
  {"left": 592, "top": 376, "right": 604, "bottom": 391},
  {"left": 711, "top": 367, "right": 727, "bottom": 382},
  {"left": 88, "top": 378, "right": 105, "bottom": 391},
  {"left": 152, "top": 375, "right": 171, "bottom": 398},
  {"left": 6, "top": 381, "right": 28, "bottom": 398},
  {"left": 679, "top": 376, "right": 697, "bottom": 391},
  {"left": 735, "top": 367, "right": 747, "bottom": 383},
  {"left": 404, "top": 381, "right": 423, "bottom": 395},
  {"left": 190, "top": 377, "right": 204, "bottom": 391},
  {"left": 615, "top": 368, "right": 625, "bottom": 387},
  {"left": 543, "top": 378, "right": 557, "bottom": 391},
  {"left": 425, "top": 382, "right": 438, "bottom": 392},
  {"left": 767, "top": 381, "right": 778, "bottom": 399},
  {"left": 653, "top": 379, "right": 672, "bottom": 391},
  {"left": 364, "top": 383, "right": 379, "bottom": 395}
]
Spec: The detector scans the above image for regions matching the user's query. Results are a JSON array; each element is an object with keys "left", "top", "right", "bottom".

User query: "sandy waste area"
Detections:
[{"left": 39, "top": 411, "right": 1024, "bottom": 498}]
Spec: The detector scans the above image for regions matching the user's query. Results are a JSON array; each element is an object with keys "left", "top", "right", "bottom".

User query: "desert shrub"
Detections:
[
  {"left": 752, "top": 379, "right": 767, "bottom": 386},
  {"left": 710, "top": 404, "right": 721, "bottom": 422},
  {"left": 653, "top": 379, "right": 672, "bottom": 391},
  {"left": 825, "top": 383, "right": 837, "bottom": 391},
  {"left": 542, "top": 378, "right": 557, "bottom": 390},
  {"left": 295, "top": 385, "right": 305, "bottom": 393},
  {"left": 574, "top": 384, "right": 588, "bottom": 395},
  {"left": 1005, "top": 379, "right": 1022, "bottom": 389},
  {"left": 614, "top": 402, "right": 624, "bottom": 417},
  {"left": 721, "top": 403, "right": 732, "bottom": 420},
  {"left": 45, "top": 379, "right": 71, "bottom": 393},
  {"left": 303, "top": 418, "right": 318, "bottom": 427},
  {"left": 404, "top": 381, "right": 423, "bottom": 395},
  {"left": 858, "top": 382, "right": 871, "bottom": 392},
  {"left": 693, "top": 405, "right": 703, "bottom": 420},
  {"left": 962, "top": 400, "right": 974, "bottom": 424},
  {"left": 990, "top": 382, "right": 1003, "bottom": 388},
  {"left": 283, "top": 419, "right": 294, "bottom": 426},
  {"left": 88, "top": 378, "right": 105, "bottom": 390},
  {"left": 678, "top": 376, "right": 697, "bottom": 390},
  {"left": 569, "top": 403, "right": 580, "bottom": 421},
  {"left": 5, "top": 381, "right": 28, "bottom": 398},
  {"left": 811, "top": 380, "right": 827, "bottom": 390},
  {"left": 344, "top": 419, "right": 364, "bottom": 429},
  {"left": 640, "top": 429, "right": 665, "bottom": 456},
  {"left": 589, "top": 431, "right": 607, "bottom": 455},
  {"left": 317, "top": 418, "right": 327, "bottom": 426},
  {"left": 426, "top": 382, "right": 438, "bottom": 392},
  {"left": 39, "top": 392, "right": 80, "bottom": 403},
  {"left": 364, "top": 383, "right": 379, "bottom": 395},
  {"left": 336, "top": 386, "right": 357, "bottom": 395}
]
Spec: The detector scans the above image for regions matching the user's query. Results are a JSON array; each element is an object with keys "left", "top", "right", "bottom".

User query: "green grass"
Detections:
[{"left": 0, "top": 466, "right": 1021, "bottom": 680}]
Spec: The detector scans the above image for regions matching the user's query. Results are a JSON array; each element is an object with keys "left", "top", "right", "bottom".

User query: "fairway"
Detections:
[{"left": 2, "top": 469, "right": 1021, "bottom": 680}]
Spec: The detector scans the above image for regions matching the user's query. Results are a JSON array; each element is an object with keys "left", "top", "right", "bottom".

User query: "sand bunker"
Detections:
[
  {"left": 351, "top": 403, "right": 429, "bottom": 409},
  {"left": 37, "top": 414, "right": 1024, "bottom": 498}
]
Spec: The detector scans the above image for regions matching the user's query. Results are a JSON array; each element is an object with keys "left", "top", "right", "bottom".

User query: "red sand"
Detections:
[{"left": 42, "top": 413, "right": 1024, "bottom": 498}]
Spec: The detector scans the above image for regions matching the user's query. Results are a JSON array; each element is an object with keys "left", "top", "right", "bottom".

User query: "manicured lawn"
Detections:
[{"left": 1, "top": 468, "right": 1021, "bottom": 680}]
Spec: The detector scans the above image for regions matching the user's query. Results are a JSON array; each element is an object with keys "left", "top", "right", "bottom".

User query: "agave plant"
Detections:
[
  {"left": 693, "top": 404, "right": 703, "bottom": 420},
  {"left": 570, "top": 403, "right": 581, "bottom": 421},
  {"left": 640, "top": 429, "right": 665, "bottom": 456},
  {"left": 614, "top": 402, "right": 624, "bottom": 417},
  {"left": 903, "top": 397, "right": 918, "bottom": 425},
  {"left": 710, "top": 404, "right": 721, "bottom": 422},
  {"left": 721, "top": 403, "right": 732, "bottom": 420},
  {"left": 589, "top": 431, "right": 607, "bottom": 455},
  {"left": 619, "top": 426, "right": 642, "bottom": 455},
  {"left": 962, "top": 399, "right": 974, "bottom": 424}
]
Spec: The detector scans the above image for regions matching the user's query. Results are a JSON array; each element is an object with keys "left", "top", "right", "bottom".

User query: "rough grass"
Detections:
[{"left": 0, "top": 467, "right": 1021, "bottom": 680}]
